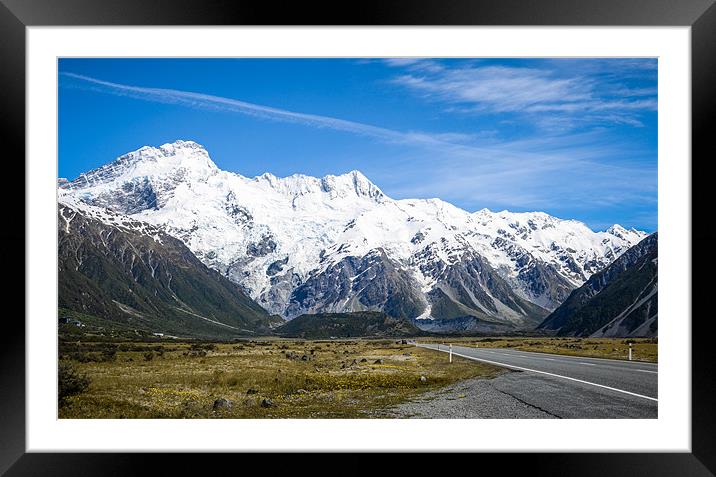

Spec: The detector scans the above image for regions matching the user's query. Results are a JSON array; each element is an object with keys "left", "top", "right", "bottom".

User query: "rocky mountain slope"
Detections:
[
  {"left": 538, "top": 233, "right": 658, "bottom": 337},
  {"left": 60, "top": 140, "right": 647, "bottom": 331},
  {"left": 58, "top": 200, "right": 280, "bottom": 339}
]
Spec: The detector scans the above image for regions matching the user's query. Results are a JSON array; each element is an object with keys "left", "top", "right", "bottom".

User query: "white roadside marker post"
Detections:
[
  {"left": 629, "top": 343, "right": 633, "bottom": 361},
  {"left": 449, "top": 344, "right": 453, "bottom": 363}
]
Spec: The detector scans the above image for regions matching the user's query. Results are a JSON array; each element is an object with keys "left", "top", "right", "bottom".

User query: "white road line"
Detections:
[
  {"left": 467, "top": 348, "right": 659, "bottom": 366},
  {"left": 419, "top": 345, "right": 658, "bottom": 402},
  {"left": 464, "top": 348, "right": 659, "bottom": 369},
  {"left": 496, "top": 353, "right": 656, "bottom": 372}
]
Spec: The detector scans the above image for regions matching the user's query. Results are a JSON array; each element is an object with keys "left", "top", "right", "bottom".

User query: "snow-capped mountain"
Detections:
[
  {"left": 60, "top": 140, "right": 647, "bottom": 330},
  {"left": 57, "top": 198, "right": 278, "bottom": 339},
  {"left": 538, "top": 233, "right": 657, "bottom": 337}
]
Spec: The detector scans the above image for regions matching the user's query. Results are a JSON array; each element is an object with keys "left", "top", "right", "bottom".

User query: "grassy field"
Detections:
[
  {"left": 58, "top": 338, "right": 501, "bottom": 418},
  {"left": 416, "top": 336, "right": 658, "bottom": 363}
]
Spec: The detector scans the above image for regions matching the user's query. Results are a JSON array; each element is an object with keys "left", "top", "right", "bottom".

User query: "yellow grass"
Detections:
[
  {"left": 416, "top": 337, "right": 658, "bottom": 362},
  {"left": 59, "top": 339, "right": 501, "bottom": 419}
]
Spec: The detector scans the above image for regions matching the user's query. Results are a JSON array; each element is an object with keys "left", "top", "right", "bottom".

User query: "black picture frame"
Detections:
[{"left": 2, "top": 0, "right": 714, "bottom": 474}]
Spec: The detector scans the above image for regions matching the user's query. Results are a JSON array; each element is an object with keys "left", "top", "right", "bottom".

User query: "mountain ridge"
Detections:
[
  {"left": 58, "top": 200, "right": 281, "bottom": 339},
  {"left": 60, "top": 140, "right": 648, "bottom": 331},
  {"left": 538, "top": 233, "right": 658, "bottom": 337}
]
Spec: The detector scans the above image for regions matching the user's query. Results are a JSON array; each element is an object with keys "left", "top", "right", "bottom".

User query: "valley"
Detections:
[
  {"left": 57, "top": 338, "right": 501, "bottom": 419},
  {"left": 57, "top": 335, "right": 656, "bottom": 419},
  {"left": 56, "top": 140, "right": 659, "bottom": 419},
  {"left": 58, "top": 140, "right": 655, "bottom": 337}
]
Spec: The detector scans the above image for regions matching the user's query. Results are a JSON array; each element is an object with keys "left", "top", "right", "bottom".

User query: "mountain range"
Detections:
[
  {"left": 59, "top": 140, "right": 652, "bottom": 335},
  {"left": 58, "top": 200, "right": 280, "bottom": 339},
  {"left": 539, "top": 232, "right": 658, "bottom": 337}
]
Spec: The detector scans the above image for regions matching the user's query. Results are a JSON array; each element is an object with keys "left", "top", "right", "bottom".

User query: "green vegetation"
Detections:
[
  {"left": 58, "top": 362, "right": 92, "bottom": 406},
  {"left": 540, "top": 235, "right": 657, "bottom": 336},
  {"left": 58, "top": 205, "right": 278, "bottom": 340},
  {"left": 418, "top": 336, "right": 658, "bottom": 362},
  {"left": 58, "top": 338, "right": 501, "bottom": 418},
  {"left": 276, "top": 311, "right": 422, "bottom": 339}
]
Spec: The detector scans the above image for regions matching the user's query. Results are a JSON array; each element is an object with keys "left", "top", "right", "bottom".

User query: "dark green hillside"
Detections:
[
  {"left": 276, "top": 311, "right": 421, "bottom": 339},
  {"left": 538, "top": 233, "right": 657, "bottom": 337},
  {"left": 58, "top": 204, "right": 278, "bottom": 339}
]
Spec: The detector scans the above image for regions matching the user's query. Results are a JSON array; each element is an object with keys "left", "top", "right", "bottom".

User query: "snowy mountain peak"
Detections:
[
  {"left": 606, "top": 224, "right": 646, "bottom": 242},
  {"left": 64, "top": 140, "right": 220, "bottom": 215},
  {"left": 321, "top": 169, "right": 384, "bottom": 201},
  {"left": 68, "top": 140, "right": 218, "bottom": 191},
  {"left": 121, "top": 139, "right": 218, "bottom": 173},
  {"left": 253, "top": 169, "right": 384, "bottom": 202},
  {"left": 60, "top": 141, "right": 650, "bottom": 323}
]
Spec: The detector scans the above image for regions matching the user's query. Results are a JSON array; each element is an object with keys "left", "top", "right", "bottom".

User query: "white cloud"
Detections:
[
  {"left": 381, "top": 58, "right": 444, "bottom": 72},
  {"left": 61, "top": 70, "right": 656, "bottom": 220},
  {"left": 61, "top": 72, "right": 489, "bottom": 152},
  {"left": 394, "top": 66, "right": 590, "bottom": 111},
  {"left": 390, "top": 63, "right": 656, "bottom": 127}
]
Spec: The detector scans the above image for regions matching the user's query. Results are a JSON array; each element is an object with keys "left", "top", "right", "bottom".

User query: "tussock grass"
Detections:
[
  {"left": 58, "top": 339, "right": 500, "bottom": 418},
  {"left": 416, "top": 337, "right": 658, "bottom": 362}
]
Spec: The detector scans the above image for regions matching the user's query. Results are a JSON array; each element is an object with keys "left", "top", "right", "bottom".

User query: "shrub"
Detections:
[
  {"left": 101, "top": 349, "right": 117, "bottom": 362},
  {"left": 190, "top": 343, "right": 217, "bottom": 352},
  {"left": 210, "top": 369, "right": 224, "bottom": 385},
  {"left": 58, "top": 362, "right": 91, "bottom": 406}
]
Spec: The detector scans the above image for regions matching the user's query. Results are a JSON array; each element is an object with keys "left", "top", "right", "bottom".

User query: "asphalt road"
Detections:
[{"left": 416, "top": 343, "right": 658, "bottom": 418}]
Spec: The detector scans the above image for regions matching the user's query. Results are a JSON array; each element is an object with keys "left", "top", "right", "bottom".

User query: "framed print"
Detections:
[{"left": 3, "top": 0, "right": 715, "bottom": 474}]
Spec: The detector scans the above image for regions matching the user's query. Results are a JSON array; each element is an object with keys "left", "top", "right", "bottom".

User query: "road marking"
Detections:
[
  {"left": 419, "top": 345, "right": 658, "bottom": 402},
  {"left": 472, "top": 348, "right": 659, "bottom": 366},
  {"left": 456, "top": 346, "right": 659, "bottom": 366},
  {"left": 456, "top": 348, "right": 659, "bottom": 375},
  {"left": 490, "top": 351, "right": 658, "bottom": 370}
]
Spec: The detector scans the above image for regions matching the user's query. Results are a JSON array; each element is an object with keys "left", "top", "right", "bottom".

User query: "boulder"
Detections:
[{"left": 212, "top": 398, "right": 233, "bottom": 410}]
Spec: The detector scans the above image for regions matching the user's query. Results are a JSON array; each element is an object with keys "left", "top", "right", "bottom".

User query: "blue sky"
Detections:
[{"left": 58, "top": 58, "right": 657, "bottom": 232}]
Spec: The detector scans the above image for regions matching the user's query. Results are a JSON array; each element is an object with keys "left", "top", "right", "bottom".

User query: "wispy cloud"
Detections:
[
  {"left": 378, "top": 146, "right": 657, "bottom": 216},
  {"left": 59, "top": 72, "right": 562, "bottom": 160},
  {"left": 62, "top": 72, "right": 408, "bottom": 142},
  {"left": 61, "top": 70, "right": 657, "bottom": 228},
  {"left": 381, "top": 58, "right": 445, "bottom": 73},
  {"left": 389, "top": 61, "right": 657, "bottom": 128},
  {"left": 62, "top": 72, "right": 504, "bottom": 154}
]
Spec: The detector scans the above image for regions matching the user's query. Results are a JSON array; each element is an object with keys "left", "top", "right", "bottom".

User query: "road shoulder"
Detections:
[{"left": 381, "top": 370, "right": 557, "bottom": 419}]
